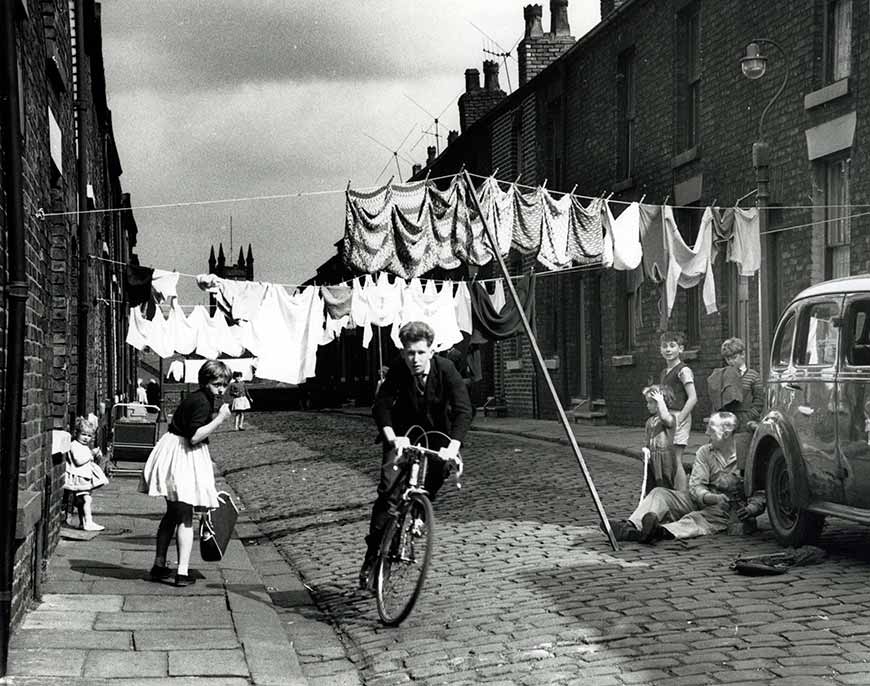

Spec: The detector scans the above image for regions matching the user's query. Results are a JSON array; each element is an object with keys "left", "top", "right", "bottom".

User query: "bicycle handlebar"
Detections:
[{"left": 392, "top": 443, "right": 464, "bottom": 487}]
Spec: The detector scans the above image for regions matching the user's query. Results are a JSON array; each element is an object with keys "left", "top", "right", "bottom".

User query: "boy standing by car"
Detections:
[{"left": 659, "top": 331, "right": 697, "bottom": 466}]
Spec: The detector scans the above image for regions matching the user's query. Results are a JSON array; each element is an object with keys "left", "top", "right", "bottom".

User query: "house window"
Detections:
[
  {"left": 621, "top": 271, "right": 641, "bottom": 352},
  {"left": 824, "top": 156, "right": 850, "bottom": 279},
  {"left": 677, "top": 2, "right": 701, "bottom": 151},
  {"left": 826, "top": 0, "right": 852, "bottom": 82},
  {"left": 616, "top": 48, "right": 636, "bottom": 180},
  {"left": 673, "top": 204, "right": 702, "bottom": 345}
]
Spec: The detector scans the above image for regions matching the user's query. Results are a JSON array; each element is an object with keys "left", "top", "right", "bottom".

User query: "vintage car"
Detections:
[{"left": 746, "top": 275, "right": 870, "bottom": 546}]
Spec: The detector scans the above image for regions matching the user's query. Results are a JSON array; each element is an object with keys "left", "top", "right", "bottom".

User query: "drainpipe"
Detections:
[
  {"left": 0, "top": 3, "right": 30, "bottom": 675},
  {"left": 75, "top": 0, "right": 89, "bottom": 416}
]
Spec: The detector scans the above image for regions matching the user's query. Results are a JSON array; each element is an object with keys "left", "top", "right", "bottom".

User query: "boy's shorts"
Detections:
[{"left": 673, "top": 413, "right": 692, "bottom": 446}]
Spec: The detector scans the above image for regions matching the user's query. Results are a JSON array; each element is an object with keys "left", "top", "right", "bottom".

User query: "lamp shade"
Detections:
[{"left": 741, "top": 42, "right": 767, "bottom": 80}]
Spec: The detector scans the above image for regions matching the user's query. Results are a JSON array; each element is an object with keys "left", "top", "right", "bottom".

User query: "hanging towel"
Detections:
[
  {"left": 470, "top": 273, "right": 536, "bottom": 341},
  {"left": 151, "top": 269, "right": 179, "bottom": 302},
  {"left": 512, "top": 186, "right": 543, "bottom": 255},
  {"left": 211, "top": 310, "right": 245, "bottom": 357},
  {"left": 146, "top": 307, "right": 175, "bottom": 359},
  {"left": 664, "top": 206, "right": 718, "bottom": 317},
  {"left": 321, "top": 284, "right": 353, "bottom": 320},
  {"left": 488, "top": 279, "right": 507, "bottom": 313},
  {"left": 167, "top": 359, "right": 184, "bottom": 382},
  {"left": 537, "top": 189, "right": 573, "bottom": 270},
  {"left": 609, "top": 202, "right": 642, "bottom": 270},
  {"left": 395, "top": 279, "right": 464, "bottom": 352},
  {"left": 126, "top": 306, "right": 151, "bottom": 351},
  {"left": 125, "top": 264, "right": 154, "bottom": 308},
  {"left": 186, "top": 305, "right": 220, "bottom": 359},
  {"left": 566, "top": 197, "right": 605, "bottom": 263},
  {"left": 351, "top": 273, "right": 404, "bottom": 349},
  {"left": 250, "top": 285, "right": 323, "bottom": 384},
  {"left": 453, "top": 281, "right": 473, "bottom": 334},
  {"left": 165, "top": 301, "right": 197, "bottom": 355},
  {"left": 196, "top": 274, "right": 269, "bottom": 322},
  {"left": 731, "top": 208, "right": 761, "bottom": 276},
  {"left": 638, "top": 204, "right": 669, "bottom": 283}
]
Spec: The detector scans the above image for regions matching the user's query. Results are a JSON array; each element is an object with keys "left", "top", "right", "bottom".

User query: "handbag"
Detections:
[{"left": 199, "top": 491, "right": 239, "bottom": 562}]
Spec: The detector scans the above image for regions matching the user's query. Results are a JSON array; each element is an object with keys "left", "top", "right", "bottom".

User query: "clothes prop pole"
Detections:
[{"left": 462, "top": 170, "right": 619, "bottom": 551}]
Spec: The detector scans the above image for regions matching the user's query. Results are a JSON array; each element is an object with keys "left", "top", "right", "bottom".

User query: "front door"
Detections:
[
  {"left": 787, "top": 297, "right": 845, "bottom": 503},
  {"left": 837, "top": 295, "right": 870, "bottom": 508}
]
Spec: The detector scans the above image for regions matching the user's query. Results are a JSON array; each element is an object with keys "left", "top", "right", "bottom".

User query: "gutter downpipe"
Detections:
[
  {"left": 0, "top": 3, "right": 30, "bottom": 675},
  {"left": 75, "top": 0, "right": 89, "bottom": 416}
]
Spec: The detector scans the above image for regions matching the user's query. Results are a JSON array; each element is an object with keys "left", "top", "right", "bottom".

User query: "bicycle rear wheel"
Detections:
[{"left": 375, "top": 492, "right": 434, "bottom": 626}]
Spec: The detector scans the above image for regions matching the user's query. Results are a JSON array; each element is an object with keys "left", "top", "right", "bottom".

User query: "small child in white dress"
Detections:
[{"left": 64, "top": 417, "right": 109, "bottom": 531}]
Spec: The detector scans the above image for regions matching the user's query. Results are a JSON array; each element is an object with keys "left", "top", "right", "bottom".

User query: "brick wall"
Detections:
[{"left": 3, "top": 0, "right": 135, "bottom": 632}]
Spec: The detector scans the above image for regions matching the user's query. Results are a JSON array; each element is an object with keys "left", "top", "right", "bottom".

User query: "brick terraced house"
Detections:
[
  {"left": 384, "top": 0, "right": 869, "bottom": 428},
  {"left": 1, "top": 0, "right": 138, "bottom": 664}
]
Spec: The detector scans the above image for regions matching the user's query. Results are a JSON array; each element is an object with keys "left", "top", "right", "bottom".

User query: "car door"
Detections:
[
  {"left": 837, "top": 294, "right": 870, "bottom": 508},
  {"left": 787, "top": 296, "right": 845, "bottom": 503}
]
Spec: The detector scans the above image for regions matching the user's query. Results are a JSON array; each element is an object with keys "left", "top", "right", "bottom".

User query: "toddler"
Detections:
[{"left": 64, "top": 417, "right": 109, "bottom": 531}]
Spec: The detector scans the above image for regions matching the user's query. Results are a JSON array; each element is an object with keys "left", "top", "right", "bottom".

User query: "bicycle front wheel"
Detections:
[{"left": 375, "top": 492, "right": 434, "bottom": 626}]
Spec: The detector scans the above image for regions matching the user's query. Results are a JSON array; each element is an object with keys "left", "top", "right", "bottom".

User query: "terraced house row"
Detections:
[
  {"left": 319, "top": 0, "right": 867, "bottom": 428},
  {"left": 1, "top": 0, "right": 139, "bottom": 665}
]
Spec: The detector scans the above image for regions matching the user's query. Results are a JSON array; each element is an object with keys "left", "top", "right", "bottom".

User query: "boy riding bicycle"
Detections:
[{"left": 360, "top": 320, "right": 473, "bottom": 589}]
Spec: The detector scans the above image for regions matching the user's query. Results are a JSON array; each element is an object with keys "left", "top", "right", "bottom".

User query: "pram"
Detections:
[{"left": 107, "top": 403, "right": 161, "bottom": 476}]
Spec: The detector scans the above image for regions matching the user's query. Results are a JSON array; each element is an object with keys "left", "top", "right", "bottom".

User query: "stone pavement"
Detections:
[
  {"left": 211, "top": 412, "right": 870, "bottom": 686},
  {"left": 0, "top": 451, "right": 317, "bottom": 685}
]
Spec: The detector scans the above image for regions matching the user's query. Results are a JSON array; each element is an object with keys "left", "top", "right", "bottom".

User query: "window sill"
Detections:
[
  {"left": 671, "top": 145, "right": 701, "bottom": 170},
  {"left": 544, "top": 357, "right": 560, "bottom": 370},
  {"left": 612, "top": 177, "right": 635, "bottom": 193},
  {"left": 804, "top": 78, "right": 850, "bottom": 110},
  {"left": 681, "top": 349, "right": 699, "bottom": 361},
  {"left": 505, "top": 359, "right": 524, "bottom": 371},
  {"left": 611, "top": 354, "right": 635, "bottom": 367}
]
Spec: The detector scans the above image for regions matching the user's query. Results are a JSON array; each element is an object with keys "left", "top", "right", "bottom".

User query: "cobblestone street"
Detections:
[{"left": 212, "top": 412, "right": 870, "bottom": 686}]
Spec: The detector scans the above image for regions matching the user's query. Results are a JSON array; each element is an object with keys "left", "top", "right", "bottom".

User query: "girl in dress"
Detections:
[
  {"left": 139, "top": 359, "right": 232, "bottom": 586},
  {"left": 64, "top": 417, "right": 109, "bottom": 531},
  {"left": 227, "top": 371, "right": 252, "bottom": 431}
]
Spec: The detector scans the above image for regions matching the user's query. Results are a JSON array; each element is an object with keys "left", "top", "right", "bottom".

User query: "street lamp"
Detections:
[{"left": 741, "top": 38, "right": 790, "bottom": 380}]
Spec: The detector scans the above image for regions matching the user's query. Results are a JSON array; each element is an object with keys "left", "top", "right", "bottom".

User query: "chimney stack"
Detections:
[
  {"left": 412, "top": 163, "right": 423, "bottom": 177},
  {"left": 464, "top": 68, "right": 481, "bottom": 93},
  {"left": 550, "top": 0, "right": 570, "bottom": 35},
  {"left": 483, "top": 60, "right": 501, "bottom": 91},
  {"left": 427, "top": 146, "right": 437, "bottom": 166},
  {"left": 518, "top": 0, "right": 575, "bottom": 85},
  {"left": 523, "top": 4, "right": 544, "bottom": 38},
  {"left": 447, "top": 130, "right": 459, "bottom": 146}
]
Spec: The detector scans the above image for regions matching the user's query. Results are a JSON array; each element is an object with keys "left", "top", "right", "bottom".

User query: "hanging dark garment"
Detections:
[
  {"left": 638, "top": 204, "right": 668, "bottom": 283},
  {"left": 470, "top": 272, "right": 536, "bottom": 341},
  {"left": 126, "top": 263, "right": 154, "bottom": 308}
]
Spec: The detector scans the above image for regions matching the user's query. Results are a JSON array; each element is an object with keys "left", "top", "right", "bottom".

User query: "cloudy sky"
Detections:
[{"left": 101, "top": 1, "right": 599, "bottom": 302}]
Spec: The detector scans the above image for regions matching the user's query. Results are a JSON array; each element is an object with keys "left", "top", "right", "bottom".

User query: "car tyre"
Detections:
[{"left": 765, "top": 446, "right": 824, "bottom": 547}]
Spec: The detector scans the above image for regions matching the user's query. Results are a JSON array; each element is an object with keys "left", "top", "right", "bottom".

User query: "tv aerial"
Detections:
[
  {"left": 468, "top": 20, "right": 520, "bottom": 93},
  {"left": 403, "top": 91, "right": 462, "bottom": 158},
  {"left": 363, "top": 124, "right": 418, "bottom": 183}
]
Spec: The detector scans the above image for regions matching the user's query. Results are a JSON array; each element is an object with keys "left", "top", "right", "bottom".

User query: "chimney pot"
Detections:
[
  {"left": 550, "top": 0, "right": 571, "bottom": 35},
  {"left": 447, "top": 130, "right": 459, "bottom": 145},
  {"left": 426, "top": 146, "right": 437, "bottom": 165},
  {"left": 464, "top": 68, "right": 481, "bottom": 92},
  {"left": 523, "top": 4, "right": 544, "bottom": 38},
  {"left": 483, "top": 60, "right": 501, "bottom": 92}
]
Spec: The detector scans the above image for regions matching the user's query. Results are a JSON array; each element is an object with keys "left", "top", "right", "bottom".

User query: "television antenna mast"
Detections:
[
  {"left": 403, "top": 91, "right": 462, "bottom": 157},
  {"left": 363, "top": 124, "right": 418, "bottom": 183},
  {"left": 468, "top": 20, "right": 520, "bottom": 93}
]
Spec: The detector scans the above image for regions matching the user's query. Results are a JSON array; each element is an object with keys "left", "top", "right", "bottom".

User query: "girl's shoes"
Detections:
[
  {"left": 149, "top": 565, "right": 172, "bottom": 581},
  {"left": 174, "top": 573, "right": 196, "bottom": 587},
  {"left": 82, "top": 522, "right": 105, "bottom": 532}
]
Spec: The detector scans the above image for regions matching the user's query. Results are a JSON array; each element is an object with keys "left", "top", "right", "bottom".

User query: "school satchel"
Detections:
[{"left": 199, "top": 491, "right": 239, "bottom": 562}]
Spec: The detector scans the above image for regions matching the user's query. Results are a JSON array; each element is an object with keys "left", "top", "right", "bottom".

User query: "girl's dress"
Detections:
[
  {"left": 644, "top": 414, "right": 679, "bottom": 492},
  {"left": 228, "top": 380, "right": 251, "bottom": 412},
  {"left": 138, "top": 388, "right": 220, "bottom": 508},
  {"left": 65, "top": 441, "right": 109, "bottom": 492}
]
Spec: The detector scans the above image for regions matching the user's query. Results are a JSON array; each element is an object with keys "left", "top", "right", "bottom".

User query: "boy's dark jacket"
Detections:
[{"left": 372, "top": 355, "right": 472, "bottom": 445}]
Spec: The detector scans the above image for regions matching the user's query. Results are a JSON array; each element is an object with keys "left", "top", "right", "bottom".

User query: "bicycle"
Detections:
[{"left": 374, "top": 437, "right": 463, "bottom": 626}]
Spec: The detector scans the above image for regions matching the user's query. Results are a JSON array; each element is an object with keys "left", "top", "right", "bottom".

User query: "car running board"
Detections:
[{"left": 807, "top": 501, "right": 870, "bottom": 526}]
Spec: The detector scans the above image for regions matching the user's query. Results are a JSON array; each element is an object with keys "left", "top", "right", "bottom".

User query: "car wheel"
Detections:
[{"left": 765, "top": 447, "right": 824, "bottom": 546}]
